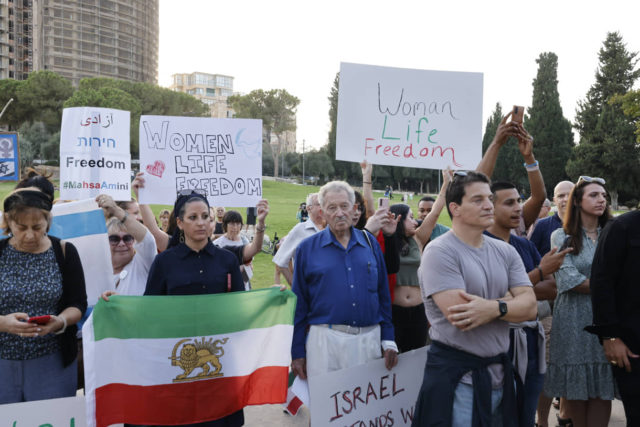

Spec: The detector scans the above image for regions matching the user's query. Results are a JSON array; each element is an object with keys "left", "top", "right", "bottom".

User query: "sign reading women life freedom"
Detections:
[
  {"left": 138, "top": 116, "right": 263, "bottom": 207},
  {"left": 59, "top": 107, "right": 132, "bottom": 200},
  {"left": 336, "top": 62, "right": 483, "bottom": 170}
]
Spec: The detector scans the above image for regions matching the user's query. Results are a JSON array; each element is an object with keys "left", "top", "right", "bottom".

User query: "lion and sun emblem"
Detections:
[{"left": 169, "top": 337, "right": 229, "bottom": 383}]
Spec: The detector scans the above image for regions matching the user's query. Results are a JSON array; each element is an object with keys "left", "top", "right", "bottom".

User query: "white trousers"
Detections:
[{"left": 306, "top": 324, "right": 381, "bottom": 378}]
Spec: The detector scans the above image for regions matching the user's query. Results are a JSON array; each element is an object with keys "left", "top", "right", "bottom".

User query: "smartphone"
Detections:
[
  {"left": 558, "top": 236, "right": 572, "bottom": 252},
  {"left": 28, "top": 315, "right": 51, "bottom": 325},
  {"left": 512, "top": 105, "right": 525, "bottom": 123},
  {"left": 378, "top": 197, "right": 389, "bottom": 208}
]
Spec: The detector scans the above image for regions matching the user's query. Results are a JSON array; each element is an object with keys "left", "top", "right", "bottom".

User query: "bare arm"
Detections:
[
  {"left": 96, "top": 194, "right": 147, "bottom": 242},
  {"left": 434, "top": 285, "right": 536, "bottom": 331},
  {"left": 531, "top": 276, "right": 557, "bottom": 301},
  {"left": 360, "top": 160, "right": 375, "bottom": 219},
  {"left": 280, "top": 266, "right": 293, "bottom": 286},
  {"left": 517, "top": 125, "right": 546, "bottom": 228},
  {"left": 415, "top": 168, "right": 452, "bottom": 247},
  {"left": 132, "top": 172, "right": 169, "bottom": 251},
  {"left": 572, "top": 279, "right": 591, "bottom": 294},
  {"left": 476, "top": 112, "right": 518, "bottom": 177},
  {"left": 242, "top": 200, "right": 269, "bottom": 262}
]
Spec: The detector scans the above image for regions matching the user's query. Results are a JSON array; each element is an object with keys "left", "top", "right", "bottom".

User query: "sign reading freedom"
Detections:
[
  {"left": 138, "top": 116, "right": 263, "bottom": 207},
  {"left": 336, "top": 62, "right": 483, "bottom": 170},
  {"left": 309, "top": 347, "right": 428, "bottom": 427}
]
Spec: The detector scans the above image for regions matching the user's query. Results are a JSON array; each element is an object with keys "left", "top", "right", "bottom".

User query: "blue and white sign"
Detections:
[{"left": 0, "top": 133, "right": 19, "bottom": 181}]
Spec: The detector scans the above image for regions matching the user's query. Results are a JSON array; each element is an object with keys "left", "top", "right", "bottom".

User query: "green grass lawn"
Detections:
[{"left": 0, "top": 179, "right": 451, "bottom": 289}]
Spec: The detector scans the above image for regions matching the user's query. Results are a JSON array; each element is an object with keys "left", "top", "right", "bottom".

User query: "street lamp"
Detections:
[
  {"left": 0, "top": 98, "right": 14, "bottom": 122},
  {"left": 302, "top": 139, "right": 305, "bottom": 186}
]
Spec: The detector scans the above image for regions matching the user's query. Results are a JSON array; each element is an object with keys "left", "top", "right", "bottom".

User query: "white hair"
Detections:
[
  {"left": 318, "top": 181, "right": 355, "bottom": 207},
  {"left": 306, "top": 193, "right": 318, "bottom": 206}
]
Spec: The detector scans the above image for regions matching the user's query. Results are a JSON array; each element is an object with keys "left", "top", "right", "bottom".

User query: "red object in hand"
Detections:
[{"left": 28, "top": 315, "right": 51, "bottom": 325}]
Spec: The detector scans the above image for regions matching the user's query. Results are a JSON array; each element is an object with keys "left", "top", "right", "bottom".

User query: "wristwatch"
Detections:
[{"left": 497, "top": 300, "right": 508, "bottom": 318}]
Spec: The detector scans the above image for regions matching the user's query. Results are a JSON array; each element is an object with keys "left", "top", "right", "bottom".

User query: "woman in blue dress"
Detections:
[{"left": 544, "top": 177, "right": 614, "bottom": 427}]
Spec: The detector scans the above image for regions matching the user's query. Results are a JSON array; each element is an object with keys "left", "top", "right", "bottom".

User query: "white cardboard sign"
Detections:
[
  {"left": 309, "top": 347, "right": 428, "bottom": 427},
  {"left": 60, "top": 107, "right": 132, "bottom": 201},
  {"left": 336, "top": 62, "right": 483, "bottom": 170},
  {"left": 138, "top": 116, "right": 263, "bottom": 207},
  {"left": 0, "top": 396, "right": 87, "bottom": 426}
]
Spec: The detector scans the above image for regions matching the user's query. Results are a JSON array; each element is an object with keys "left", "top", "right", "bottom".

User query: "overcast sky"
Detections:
[{"left": 158, "top": 0, "right": 640, "bottom": 151}]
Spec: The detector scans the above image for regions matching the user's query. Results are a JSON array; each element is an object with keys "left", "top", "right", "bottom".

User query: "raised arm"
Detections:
[
  {"left": 476, "top": 112, "right": 518, "bottom": 176},
  {"left": 131, "top": 172, "right": 169, "bottom": 251},
  {"left": 360, "top": 160, "right": 375, "bottom": 219},
  {"left": 242, "top": 199, "right": 269, "bottom": 262},
  {"left": 415, "top": 168, "right": 452, "bottom": 247},
  {"left": 516, "top": 124, "right": 546, "bottom": 229},
  {"left": 96, "top": 194, "right": 148, "bottom": 243}
]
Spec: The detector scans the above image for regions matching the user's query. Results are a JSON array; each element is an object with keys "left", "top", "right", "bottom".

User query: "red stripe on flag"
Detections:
[{"left": 94, "top": 366, "right": 288, "bottom": 427}]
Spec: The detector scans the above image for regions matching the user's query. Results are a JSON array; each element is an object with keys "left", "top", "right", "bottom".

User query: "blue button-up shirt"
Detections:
[
  {"left": 291, "top": 226, "right": 393, "bottom": 359},
  {"left": 144, "top": 242, "right": 244, "bottom": 296},
  {"left": 529, "top": 213, "right": 563, "bottom": 256}
]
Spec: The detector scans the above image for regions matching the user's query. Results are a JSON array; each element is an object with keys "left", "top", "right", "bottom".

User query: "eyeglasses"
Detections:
[
  {"left": 109, "top": 234, "right": 134, "bottom": 245},
  {"left": 577, "top": 176, "right": 606, "bottom": 185},
  {"left": 453, "top": 170, "right": 469, "bottom": 178}
]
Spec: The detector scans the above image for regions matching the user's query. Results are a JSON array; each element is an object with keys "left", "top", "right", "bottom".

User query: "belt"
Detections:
[{"left": 316, "top": 324, "right": 378, "bottom": 335}]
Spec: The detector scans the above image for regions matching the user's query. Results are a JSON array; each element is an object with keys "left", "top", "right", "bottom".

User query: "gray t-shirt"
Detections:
[{"left": 418, "top": 231, "right": 531, "bottom": 386}]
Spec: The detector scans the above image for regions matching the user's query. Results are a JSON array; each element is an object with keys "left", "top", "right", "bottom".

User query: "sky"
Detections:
[{"left": 158, "top": 0, "right": 640, "bottom": 152}]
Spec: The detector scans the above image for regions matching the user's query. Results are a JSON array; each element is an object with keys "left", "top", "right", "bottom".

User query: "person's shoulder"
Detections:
[{"left": 614, "top": 210, "right": 640, "bottom": 227}]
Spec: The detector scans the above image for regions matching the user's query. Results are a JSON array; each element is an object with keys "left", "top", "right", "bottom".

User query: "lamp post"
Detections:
[
  {"left": 302, "top": 139, "right": 305, "bottom": 185},
  {"left": 0, "top": 98, "right": 14, "bottom": 122}
]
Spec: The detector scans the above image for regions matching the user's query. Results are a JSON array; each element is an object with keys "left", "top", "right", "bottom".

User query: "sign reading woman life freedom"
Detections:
[
  {"left": 138, "top": 116, "right": 263, "bottom": 207},
  {"left": 60, "top": 107, "right": 132, "bottom": 201},
  {"left": 336, "top": 62, "right": 483, "bottom": 170}
]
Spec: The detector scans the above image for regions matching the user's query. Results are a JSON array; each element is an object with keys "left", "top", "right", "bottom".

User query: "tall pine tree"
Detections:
[
  {"left": 567, "top": 32, "right": 640, "bottom": 207},
  {"left": 524, "top": 52, "right": 574, "bottom": 196}
]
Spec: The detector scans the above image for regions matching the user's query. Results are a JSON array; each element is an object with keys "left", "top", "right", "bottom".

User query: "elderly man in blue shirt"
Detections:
[{"left": 291, "top": 181, "right": 398, "bottom": 379}]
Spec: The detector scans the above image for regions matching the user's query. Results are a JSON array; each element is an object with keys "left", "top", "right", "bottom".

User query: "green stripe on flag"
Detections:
[{"left": 92, "top": 288, "right": 297, "bottom": 340}]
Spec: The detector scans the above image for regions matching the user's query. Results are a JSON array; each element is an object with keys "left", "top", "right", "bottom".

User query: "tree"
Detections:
[
  {"left": 0, "top": 79, "right": 27, "bottom": 130},
  {"left": 16, "top": 71, "right": 73, "bottom": 132},
  {"left": 613, "top": 89, "right": 640, "bottom": 142},
  {"left": 306, "top": 149, "right": 335, "bottom": 184},
  {"left": 229, "top": 89, "right": 299, "bottom": 177},
  {"left": 18, "top": 121, "right": 49, "bottom": 168},
  {"left": 524, "top": 52, "right": 574, "bottom": 195},
  {"left": 568, "top": 32, "right": 640, "bottom": 207}
]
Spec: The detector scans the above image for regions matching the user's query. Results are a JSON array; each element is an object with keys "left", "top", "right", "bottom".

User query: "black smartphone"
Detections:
[{"left": 558, "top": 236, "right": 572, "bottom": 252}]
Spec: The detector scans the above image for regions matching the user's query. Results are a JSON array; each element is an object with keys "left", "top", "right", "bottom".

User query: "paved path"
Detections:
[{"left": 244, "top": 399, "right": 626, "bottom": 426}]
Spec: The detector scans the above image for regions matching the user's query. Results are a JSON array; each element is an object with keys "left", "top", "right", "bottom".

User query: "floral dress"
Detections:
[{"left": 544, "top": 228, "right": 616, "bottom": 400}]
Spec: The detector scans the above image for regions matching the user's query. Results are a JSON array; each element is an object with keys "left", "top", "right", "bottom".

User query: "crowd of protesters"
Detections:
[{"left": 0, "top": 109, "right": 638, "bottom": 427}]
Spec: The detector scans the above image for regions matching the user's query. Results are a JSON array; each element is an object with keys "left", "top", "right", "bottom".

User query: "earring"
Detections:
[{"left": 179, "top": 229, "right": 185, "bottom": 243}]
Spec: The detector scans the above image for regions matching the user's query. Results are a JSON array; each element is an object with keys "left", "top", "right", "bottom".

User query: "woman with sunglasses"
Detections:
[
  {"left": 544, "top": 176, "right": 614, "bottom": 427},
  {"left": 97, "top": 194, "right": 157, "bottom": 297}
]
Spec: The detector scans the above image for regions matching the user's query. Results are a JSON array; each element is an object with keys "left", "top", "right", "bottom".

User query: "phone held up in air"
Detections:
[
  {"left": 378, "top": 198, "right": 389, "bottom": 209},
  {"left": 511, "top": 105, "right": 525, "bottom": 124},
  {"left": 28, "top": 315, "right": 51, "bottom": 325},
  {"left": 558, "top": 235, "right": 572, "bottom": 252}
]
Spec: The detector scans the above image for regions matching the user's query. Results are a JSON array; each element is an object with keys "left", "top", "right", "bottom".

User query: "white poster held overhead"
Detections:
[
  {"left": 60, "top": 107, "right": 132, "bottom": 201},
  {"left": 138, "top": 116, "right": 263, "bottom": 207},
  {"left": 309, "top": 347, "right": 428, "bottom": 427},
  {"left": 336, "top": 62, "right": 483, "bottom": 170}
]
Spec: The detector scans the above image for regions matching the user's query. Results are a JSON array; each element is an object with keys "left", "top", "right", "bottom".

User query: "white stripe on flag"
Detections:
[{"left": 91, "top": 325, "right": 293, "bottom": 388}]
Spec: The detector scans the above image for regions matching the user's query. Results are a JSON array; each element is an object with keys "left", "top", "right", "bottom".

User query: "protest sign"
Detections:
[
  {"left": 60, "top": 107, "right": 131, "bottom": 201},
  {"left": 1, "top": 396, "right": 86, "bottom": 426},
  {"left": 309, "top": 347, "right": 428, "bottom": 427},
  {"left": 50, "top": 199, "right": 112, "bottom": 306},
  {"left": 0, "top": 133, "right": 19, "bottom": 180},
  {"left": 138, "top": 116, "right": 263, "bottom": 207},
  {"left": 336, "top": 62, "right": 483, "bottom": 170}
]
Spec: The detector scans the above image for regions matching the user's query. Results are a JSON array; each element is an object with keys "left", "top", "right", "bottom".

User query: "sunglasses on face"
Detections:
[
  {"left": 109, "top": 234, "right": 134, "bottom": 245},
  {"left": 577, "top": 176, "right": 606, "bottom": 185}
]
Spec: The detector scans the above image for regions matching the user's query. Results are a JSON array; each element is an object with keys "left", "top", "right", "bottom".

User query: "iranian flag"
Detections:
[{"left": 83, "top": 289, "right": 296, "bottom": 427}]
